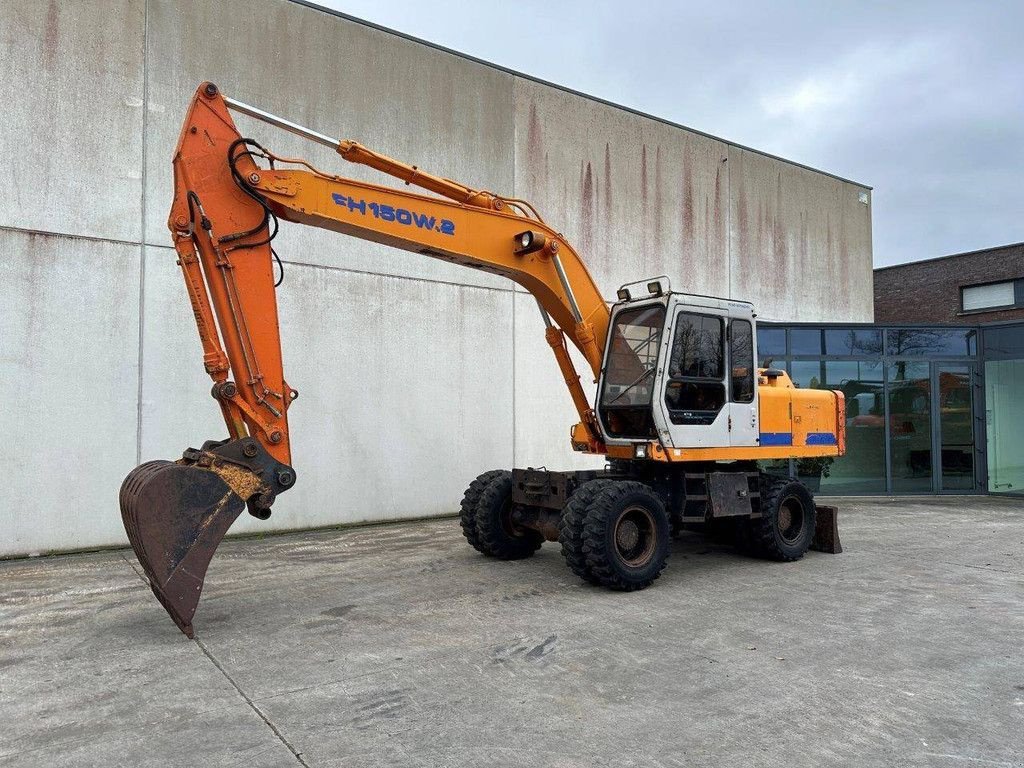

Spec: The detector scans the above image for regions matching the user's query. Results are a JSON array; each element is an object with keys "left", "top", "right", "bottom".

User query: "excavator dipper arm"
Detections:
[{"left": 121, "top": 82, "right": 612, "bottom": 637}]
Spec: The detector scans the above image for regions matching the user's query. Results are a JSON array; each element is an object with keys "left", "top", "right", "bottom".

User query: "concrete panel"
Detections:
[
  {"left": 136, "top": 248, "right": 229, "bottom": 464},
  {"left": 0, "top": 1, "right": 144, "bottom": 242},
  {"left": 513, "top": 292, "right": 606, "bottom": 472},
  {"left": 0, "top": 232, "right": 140, "bottom": 556},
  {"left": 512, "top": 77, "right": 731, "bottom": 299},
  {"left": 144, "top": 0, "right": 514, "bottom": 291},
  {"left": 139, "top": 250, "right": 515, "bottom": 535},
  {"left": 729, "top": 147, "right": 873, "bottom": 322}
]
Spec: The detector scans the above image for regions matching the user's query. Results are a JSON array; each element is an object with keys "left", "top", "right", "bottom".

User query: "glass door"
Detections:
[
  {"left": 935, "top": 363, "right": 978, "bottom": 491},
  {"left": 887, "top": 361, "right": 933, "bottom": 493}
]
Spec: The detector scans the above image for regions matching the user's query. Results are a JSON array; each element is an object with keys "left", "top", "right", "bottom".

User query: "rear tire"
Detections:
[
  {"left": 744, "top": 476, "right": 816, "bottom": 561},
  {"left": 580, "top": 481, "right": 670, "bottom": 591},
  {"left": 474, "top": 471, "right": 543, "bottom": 560},
  {"left": 459, "top": 469, "right": 505, "bottom": 553},
  {"left": 559, "top": 479, "right": 617, "bottom": 584}
]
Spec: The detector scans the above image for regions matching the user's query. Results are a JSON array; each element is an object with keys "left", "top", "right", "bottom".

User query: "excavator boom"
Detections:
[{"left": 121, "top": 83, "right": 611, "bottom": 636}]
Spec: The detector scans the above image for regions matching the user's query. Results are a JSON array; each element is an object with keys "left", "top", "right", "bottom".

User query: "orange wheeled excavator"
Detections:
[{"left": 120, "top": 83, "right": 845, "bottom": 637}]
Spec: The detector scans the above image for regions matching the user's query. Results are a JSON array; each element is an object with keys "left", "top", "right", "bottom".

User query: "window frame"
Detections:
[
  {"left": 598, "top": 304, "right": 666, "bottom": 408},
  {"left": 597, "top": 303, "right": 667, "bottom": 439},
  {"left": 663, "top": 310, "right": 726, "bottom": 424},
  {"left": 729, "top": 319, "right": 755, "bottom": 404},
  {"left": 959, "top": 278, "right": 1022, "bottom": 315}
]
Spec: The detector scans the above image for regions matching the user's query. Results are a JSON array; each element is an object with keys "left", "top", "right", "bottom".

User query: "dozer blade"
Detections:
[{"left": 120, "top": 460, "right": 249, "bottom": 638}]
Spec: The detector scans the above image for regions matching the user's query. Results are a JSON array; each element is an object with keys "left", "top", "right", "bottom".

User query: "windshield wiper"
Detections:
[{"left": 606, "top": 367, "right": 656, "bottom": 405}]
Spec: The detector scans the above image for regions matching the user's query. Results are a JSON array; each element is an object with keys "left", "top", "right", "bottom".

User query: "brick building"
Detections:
[{"left": 874, "top": 242, "right": 1024, "bottom": 324}]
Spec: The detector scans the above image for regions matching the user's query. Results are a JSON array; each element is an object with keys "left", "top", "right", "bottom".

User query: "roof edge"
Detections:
[
  {"left": 290, "top": 0, "right": 872, "bottom": 190},
  {"left": 875, "top": 241, "right": 1024, "bottom": 272}
]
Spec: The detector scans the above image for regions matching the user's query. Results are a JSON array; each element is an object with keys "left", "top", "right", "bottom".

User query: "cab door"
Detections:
[
  {"left": 727, "top": 317, "right": 759, "bottom": 446},
  {"left": 660, "top": 308, "right": 731, "bottom": 448}
]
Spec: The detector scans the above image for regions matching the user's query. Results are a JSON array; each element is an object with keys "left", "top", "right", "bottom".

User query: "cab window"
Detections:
[
  {"left": 598, "top": 304, "right": 666, "bottom": 439},
  {"left": 730, "top": 319, "right": 755, "bottom": 403},
  {"left": 665, "top": 312, "right": 725, "bottom": 424}
]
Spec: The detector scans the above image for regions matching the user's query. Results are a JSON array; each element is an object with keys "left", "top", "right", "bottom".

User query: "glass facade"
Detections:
[
  {"left": 756, "top": 323, "right": 1006, "bottom": 495},
  {"left": 983, "top": 324, "right": 1024, "bottom": 495}
]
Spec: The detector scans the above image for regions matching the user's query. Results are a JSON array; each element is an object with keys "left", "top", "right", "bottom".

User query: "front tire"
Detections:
[
  {"left": 580, "top": 481, "right": 670, "bottom": 591},
  {"left": 474, "top": 471, "right": 543, "bottom": 560},
  {"left": 744, "top": 476, "right": 816, "bottom": 561}
]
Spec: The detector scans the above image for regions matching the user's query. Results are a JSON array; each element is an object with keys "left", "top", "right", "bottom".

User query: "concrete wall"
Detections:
[{"left": 0, "top": 0, "right": 872, "bottom": 557}]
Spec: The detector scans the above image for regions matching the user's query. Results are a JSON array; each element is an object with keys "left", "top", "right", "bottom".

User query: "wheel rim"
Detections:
[
  {"left": 613, "top": 505, "right": 657, "bottom": 567},
  {"left": 500, "top": 498, "right": 524, "bottom": 538},
  {"left": 777, "top": 496, "right": 806, "bottom": 544}
]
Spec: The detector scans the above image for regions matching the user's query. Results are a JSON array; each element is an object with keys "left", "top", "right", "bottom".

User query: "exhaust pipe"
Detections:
[{"left": 119, "top": 438, "right": 296, "bottom": 638}]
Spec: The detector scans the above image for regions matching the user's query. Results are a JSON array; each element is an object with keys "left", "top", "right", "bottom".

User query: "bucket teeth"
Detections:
[{"left": 119, "top": 460, "right": 247, "bottom": 638}]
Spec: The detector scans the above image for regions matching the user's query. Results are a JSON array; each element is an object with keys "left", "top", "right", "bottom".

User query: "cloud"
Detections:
[{"left": 761, "top": 76, "right": 855, "bottom": 120}]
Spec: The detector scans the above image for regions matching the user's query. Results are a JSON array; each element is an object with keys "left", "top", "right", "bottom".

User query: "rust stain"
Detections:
[
  {"left": 640, "top": 143, "right": 648, "bottom": 212},
  {"left": 602, "top": 143, "right": 613, "bottom": 268},
  {"left": 527, "top": 102, "right": 543, "bottom": 191},
  {"left": 42, "top": 1, "right": 59, "bottom": 71},
  {"left": 826, "top": 214, "right": 835, "bottom": 301},
  {"left": 580, "top": 160, "right": 594, "bottom": 258},
  {"left": 734, "top": 182, "right": 748, "bottom": 296},
  {"left": 195, "top": 492, "right": 235, "bottom": 539},
  {"left": 603, "top": 143, "right": 613, "bottom": 221},
  {"left": 772, "top": 172, "right": 786, "bottom": 299},
  {"left": 713, "top": 163, "right": 724, "bottom": 239},
  {"left": 681, "top": 149, "right": 694, "bottom": 243},
  {"left": 799, "top": 212, "right": 809, "bottom": 266},
  {"left": 773, "top": 174, "right": 784, "bottom": 256},
  {"left": 653, "top": 146, "right": 663, "bottom": 256},
  {"left": 799, "top": 212, "right": 810, "bottom": 307},
  {"left": 838, "top": 205, "right": 852, "bottom": 315},
  {"left": 640, "top": 144, "right": 649, "bottom": 255},
  {"left": 823, "top": 214, "right": 831, "bottom": 274},
  {"left": 703, "top": 193, "right": 711, "bottom": 274},
  {"left": 757, "top": 201, "right": 766, "bottom": 258}
]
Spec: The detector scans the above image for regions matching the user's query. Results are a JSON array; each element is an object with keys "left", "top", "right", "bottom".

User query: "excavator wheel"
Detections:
[
  {"left": 558, "top": 479, "right": 617, "bottom": 584},
  {"left": 459, "top": 469, "right": 506, "bottom": 553},
  {"left": 473, "top": 471, "right": 543, "bottom": 560},
  {"left": 742, "top": 475, "right": 817, "bottom": 561},
  {"left": 569, "top": 480, "right": 670, "bottom": 591}
]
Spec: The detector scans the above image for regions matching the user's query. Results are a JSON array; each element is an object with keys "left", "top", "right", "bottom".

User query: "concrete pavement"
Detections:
[{"left": 1, "top": 496, "right": 1022, "bottom": 767}]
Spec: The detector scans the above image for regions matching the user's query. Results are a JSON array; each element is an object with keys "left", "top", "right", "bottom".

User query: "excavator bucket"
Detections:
[
  {"left": 119, "top": 439, "right": 295, "bottom": 638},
  {"left": 120, "top": 460, "right": 247, "bottom": 637}
]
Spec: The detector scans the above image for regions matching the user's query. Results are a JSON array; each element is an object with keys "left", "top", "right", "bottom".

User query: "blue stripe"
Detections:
[
  {"left": 806, "top": 432, "right": 838, "bottom": 446},
  {"left": 759, "top": 432, "right": 793, "bottom": 446}
]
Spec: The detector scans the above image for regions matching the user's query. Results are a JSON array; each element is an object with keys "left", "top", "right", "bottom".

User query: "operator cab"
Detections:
[{"left": 597, "top": 277, "right": 759, "bottom": 451}]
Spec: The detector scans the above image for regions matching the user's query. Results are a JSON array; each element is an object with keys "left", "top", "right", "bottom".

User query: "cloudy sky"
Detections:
[{"left": 313, "top": 1, "right": 1022, "bottom": 267}]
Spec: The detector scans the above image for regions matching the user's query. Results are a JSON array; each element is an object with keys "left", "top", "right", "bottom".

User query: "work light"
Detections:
[{"left": 513, "top": 230, "right": 546, "bottom": 255}]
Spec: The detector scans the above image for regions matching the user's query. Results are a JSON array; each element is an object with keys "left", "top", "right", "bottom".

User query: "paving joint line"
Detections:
[
  {"left": 122, "top": 552, "right": 146, "bottom": 581},
  {"left": 119, "top": 553, "right": 310, "bottom": 766},
  {"left": 194, "top": 637, "right": 311, "bottom": 767}
]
